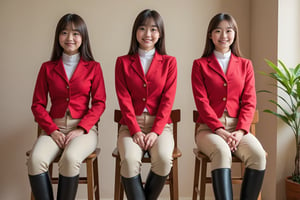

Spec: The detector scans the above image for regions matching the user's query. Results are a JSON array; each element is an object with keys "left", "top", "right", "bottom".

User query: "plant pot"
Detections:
[{"left": 285, "top": 176, "right": 300, "bottom": 200}]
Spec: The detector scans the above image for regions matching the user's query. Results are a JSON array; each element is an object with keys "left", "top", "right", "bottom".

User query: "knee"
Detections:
[
  {"left": 58, "top": 153, "right": 81, "bottom": 176},
  {"left": 247, "top": 150, "right": 266, "bottom": 170},
  {"left": 27, "top": 154, "right": 49, "bottom": 175},
  {"left": 120, "top": 156, "right": 141, "bottom": 178},
  {"left": 151, "top": 154, "right": 173, "bottom": 176}
]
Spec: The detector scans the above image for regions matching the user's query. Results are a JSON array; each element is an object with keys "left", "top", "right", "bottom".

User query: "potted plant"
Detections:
[{"left": 259, "top": 59, "right": 300, "bottom": 199}]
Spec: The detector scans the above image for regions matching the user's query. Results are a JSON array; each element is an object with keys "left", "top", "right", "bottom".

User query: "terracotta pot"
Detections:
[{"left": 285, "top": 177, "right": 300, "bottom": 200}]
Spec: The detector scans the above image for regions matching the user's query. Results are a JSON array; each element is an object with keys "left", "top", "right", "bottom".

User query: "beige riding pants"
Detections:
[
  {"left": 195, "top": 112, "right": 266, "bottom": 171},
  {"left": 117, "top": 113, "right": 174, "bottom": 178},
  {"left": 27, "top": 112, "right": 98, "bottom": 177}
]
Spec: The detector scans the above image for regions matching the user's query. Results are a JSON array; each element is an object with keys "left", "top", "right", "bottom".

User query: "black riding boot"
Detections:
[
  {"left": 28, "top": 172, "right": 54, "bottom": 200},
  {"left": 212, "top": 168, "right": 233, "bottom": 200},
  {"left": 240, "top": 168, "right": 265, "bottom": 200},
  {"left": 57, "top": 174, "right": 79, "bottom": 200},
  {"left": 121, "top": 174, "right": 146, "bottom": 200},
  {"left": 144, "top": 171, "right": 167, "bottom": 200}
]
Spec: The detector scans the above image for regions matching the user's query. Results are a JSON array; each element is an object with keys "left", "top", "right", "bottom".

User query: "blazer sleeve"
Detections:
[
  {"left": 151, "top": 57, "right": 177, "bottom": 135},
  {"left": 31, "top": 64, "right": 59, "bottom": 135},
  {"left": 115, "top": 57, "right": 141, "bottom": 135},
  {"left": 191, "top": 59, "right": 224, "bottom": 131},
  {"left": 236, "top": 60, "right": 256, "bottom": 133},
  {"left": 77, "top": 62, "right": 106, "bottom": 133}
]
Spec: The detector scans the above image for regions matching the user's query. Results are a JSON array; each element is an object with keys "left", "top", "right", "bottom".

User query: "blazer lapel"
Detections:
[
  {"left": 226, "top": 54, "right": 239, "bottom": 78},
  {"left": 69, "top": 58, "right": 88, "bottom": 82},
  {"left": 207, "top": 54, "right": 226, "bottom": 80},
  {"left": 130, "top": 54, "right": 146, "bottom": 81},
  {"left": 54, "top": 58, "right": 68, "bottom": 83},
  {"left": 146, "top": 51, "right": 162, "bottom": 79}
]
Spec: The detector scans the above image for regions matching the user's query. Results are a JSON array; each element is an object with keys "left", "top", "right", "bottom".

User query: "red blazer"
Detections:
[
  {"left": 115, "top": 51, "right": 177, "bottom": 135},
  {"left": 31, "top": 58, "right": 106, "bottom": 135},
  {"left": 191, "top": 53, "right": 256, "bottom": 133}
]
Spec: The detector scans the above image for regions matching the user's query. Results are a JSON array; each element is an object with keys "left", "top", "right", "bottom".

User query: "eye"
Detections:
[
  {"left": 61, "top": 31, "right": 68, "bottom": 35},
  {"left": 151, "top": 27, "right": 158, "bottom": 32},
  {"left": 138, "top": 26, "right": 145, "bottom": 31},
  {"left": 227, "top": 29, "right": 233, "bottom": 33},
  {"left": 73, "top": 32, "right": 81, "bottom": 36}
]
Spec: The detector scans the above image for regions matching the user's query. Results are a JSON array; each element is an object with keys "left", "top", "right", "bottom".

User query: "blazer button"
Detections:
[
  {"left": 223, "top": 97, "right": 226, "bottom": 101},
  {"left": 66, "top": 85, "right": 69, "bottom": 89},
  {"left": 142, "top": 98, "right": 146, "bottom": 102},
  {"left": 143, "top": 83, "right": 147, "bottom": 88},
  {"left": 223, "top": 83, "right": 227, "bottom": 87},
  {"left": 66, "top": 98, "right": 69, "bottom": 101}
]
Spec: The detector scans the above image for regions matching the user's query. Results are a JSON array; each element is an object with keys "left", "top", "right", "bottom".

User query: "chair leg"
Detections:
[
  {"left": 170, "top": 158, "right": 179, "bottom": 200},
  {"left": 93, "top": 157, "right": 100, "bottom": 200},
  {"left": 199, "top": 159, "right": 207, "bottom": 200},
  {"left": 192, "top": 156, "right": 200, "bottom": 200},
  {"left": 86, "top": 159, "right": 94, "bottom": 200},
  {"left": 114, "top": 156, "right": 122, "bottom": 200}
]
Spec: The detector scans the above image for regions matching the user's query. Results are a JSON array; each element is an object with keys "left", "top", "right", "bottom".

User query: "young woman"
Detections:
[
  {"left": 27, "top": 13, "right": 106, "bottom": 200},
  {"left": 115, "top": 9, "right": 177, "bottom": 200},
  {"left": 191, "top": 13, "right": 266, "bottom": 200}
]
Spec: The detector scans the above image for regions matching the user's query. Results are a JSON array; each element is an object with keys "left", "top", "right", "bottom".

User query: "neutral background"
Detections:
[{"left": 0, "top": 0, "right": 299, "bottom": 199}]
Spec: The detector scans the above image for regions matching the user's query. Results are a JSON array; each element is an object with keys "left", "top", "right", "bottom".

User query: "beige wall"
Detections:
[{"left": 0, "top": 0, "right": 284, "bottom": 199}]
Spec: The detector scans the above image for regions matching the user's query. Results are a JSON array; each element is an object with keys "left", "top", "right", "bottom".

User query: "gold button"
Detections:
[
  {"left": 66, "top": 98, "right": 69, "bottom": 101},
  {"left": 142, "top": 98, "right": 146, "bottom": 102},
  {"left": 223, "top": 97, "right": 226, "bottom": 101},
  {"left": 223, "top": 83, "right": 227, "bottom": 87},
  {"left": 143, "top": 83, "right": 147, "bottom": 87}
]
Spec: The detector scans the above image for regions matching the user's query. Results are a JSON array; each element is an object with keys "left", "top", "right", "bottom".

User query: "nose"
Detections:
[
  {"left": 146, "top": 29, "right": 151, "bottom": 36},
  {"left": 67, "top": 33, "right": 73, "bottom": 40}
]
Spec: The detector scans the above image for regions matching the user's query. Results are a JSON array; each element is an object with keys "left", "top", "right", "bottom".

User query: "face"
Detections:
[
  {"left": 210, "top": 20, "right": 235, "bottom": 54},
  {"left": 136, "top": 18, "right": 160, "bottom": 51},
  {"left": 59, "top": 23, "right": 82, "bottom": 55}
]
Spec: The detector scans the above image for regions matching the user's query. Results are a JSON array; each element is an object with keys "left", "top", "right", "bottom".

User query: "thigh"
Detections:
[
  {"left": 149, "top": 123, "right": 174, "bottom": 159},
  {"left": 234, "top": 133, "right": 266, "bottom": 170},
  {"left": 62, "top": 125, "right": 98, "bottom": 162},
  {"left": 117, "top": 125, "right": 144, "bottom": 161},
  {"left": 28, "top": 135, "right": 61, "bottom": 175}
]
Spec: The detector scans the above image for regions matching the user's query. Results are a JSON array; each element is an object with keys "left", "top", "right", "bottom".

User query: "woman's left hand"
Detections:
[
  {"left": 64, "top": 128, "right": 85, "bottom": 147},
  {"left": 144, "top": 132, "right": 158, "bottom": 150},
  {"left": 228, "top": 130, "right": 244, "bottom": 152}
]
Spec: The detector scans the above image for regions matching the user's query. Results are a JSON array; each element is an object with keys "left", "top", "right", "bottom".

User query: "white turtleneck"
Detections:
[
  {"left": 138, "top": 48, "right": 155, "bottom": 112},
  {"left": 62, "top": 53, "right": 80, "bottom": 80},
  {"left": 138, "top": 48, "right": 155, "bottom": 75},
  {"left": 214, "top": 50, "right": 231, "bottom": 74}
]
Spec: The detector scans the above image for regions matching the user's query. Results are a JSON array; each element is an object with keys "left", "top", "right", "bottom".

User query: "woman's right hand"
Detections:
[
  {"left": 133, "top": 131, "right": 146, "bottom": 149},
  {"left": 50, "top": 130, "right": 66, "bottom": 149}
]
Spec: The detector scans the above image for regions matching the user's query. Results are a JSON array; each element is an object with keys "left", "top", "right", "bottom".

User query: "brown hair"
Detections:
[
  {"left": 202, "top": 13, "right": 241, "bottom": 58},
  {"left": 128, "top": 9, "right": 166, "bottom": 55},
  {"left": 50, "top": 13, "right": 94, "bottom": 61}
]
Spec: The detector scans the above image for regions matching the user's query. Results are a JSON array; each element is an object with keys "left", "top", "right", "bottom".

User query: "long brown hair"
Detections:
[
  {"left": 128, "top": 9, "right": 167, "bottom": 55},
  {"left": 51, "top": 13, "right": 94, "bottom": 61},
  {"left": 202, "top": 13, "right": 241, "bottom": 58}
]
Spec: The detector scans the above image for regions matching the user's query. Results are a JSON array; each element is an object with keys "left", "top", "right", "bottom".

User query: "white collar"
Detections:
[
  {"left": 62, "top": 53, "right": 80, "bottom": 64},
  {"left": 138, "top": 48, "right": 155, "bottom": 58},
  {"left": 214, "top": 50, "right": 231, "bottom": 59}
]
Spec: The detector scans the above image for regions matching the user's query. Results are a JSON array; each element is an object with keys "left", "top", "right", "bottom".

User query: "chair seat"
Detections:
[{"left": 193, "top": 148, "right": 242, "bottom": 162}]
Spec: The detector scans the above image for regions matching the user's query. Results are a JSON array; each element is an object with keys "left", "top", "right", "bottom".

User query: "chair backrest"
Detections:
[
  {"left": 193, "top": 110, "right": 259, "bottom": 136},
  {"left": 114, "top": 109, "right": 181, "bottom": 147}
]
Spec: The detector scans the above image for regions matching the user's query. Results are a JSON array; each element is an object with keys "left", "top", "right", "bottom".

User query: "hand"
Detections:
[
  {"left": 51, "top": 130, "right": 66, "bottom": 149},
  {"left": 215, "top": 128, "right": 232, "bottom": 141},
  {"left": 133, "top": 131, "right": 146, "bottom": 149},
  {"left": 228, "top": 130, "right": 244, "bottom": 152},
  {"left": 144, "top": 132, "right": 158, "bottom": 150},
  {"left": 65, "top": 128, "right": 85, "bottom": 147}
]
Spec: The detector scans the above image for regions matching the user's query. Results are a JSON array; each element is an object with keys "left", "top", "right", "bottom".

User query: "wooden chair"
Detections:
[
  {"left": 112, "top": 109, "right": 182, "bottom": 200},
  {"left": 192, "top": 110, "right": 261, "bottom": 200},
  {"left": 27, "top": 126, "right": 100, "bottom": 200}
]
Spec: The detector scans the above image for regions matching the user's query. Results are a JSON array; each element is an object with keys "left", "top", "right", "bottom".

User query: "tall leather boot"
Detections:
[
  {"left": 28, "top": 172, "right": 54, "bottom": 200},
  {"left": 57, "top": 174, "right": 79, "bottom": 200},
  {"left": 144, "top": 171, "right": 167, "bottom": 200},
  {"left": 240, "top": 168, "right": 265, "bottom": 200},
  {"left": 122, "top": 174, "right": 146, "bottom": 200},
  {"left": 211, "top": 168, "right": 233, "bottom": 200}
]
